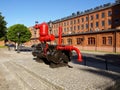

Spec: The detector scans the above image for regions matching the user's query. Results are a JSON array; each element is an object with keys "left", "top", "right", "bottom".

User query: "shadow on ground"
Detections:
[
  {"left": 72, "top": 53, "right": 120, "bottom": 90},
  {"left": 72, "top": 53, "right": 120, "bottom": 73},
  {"left": 81, "top": 68, "right": 120, "bottom": 90}
]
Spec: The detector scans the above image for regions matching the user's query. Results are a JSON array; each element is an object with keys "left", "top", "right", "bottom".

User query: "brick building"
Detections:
[
  {"left": 0, "top": 41, "right": 4, "bottom": 46},
  {"left": 25, "top": 26, "right": 39, "bottom": 46},
  {"left": 29, "top": 0, "right": 120, "bottom": 53},
  {"left": 51, "top": 0, "right": 120, "bottom": 53}
]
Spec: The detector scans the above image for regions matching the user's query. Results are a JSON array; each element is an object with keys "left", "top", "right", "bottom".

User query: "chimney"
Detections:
[{"left": 115, "top": 0, "right": 120, "bottom": 3}]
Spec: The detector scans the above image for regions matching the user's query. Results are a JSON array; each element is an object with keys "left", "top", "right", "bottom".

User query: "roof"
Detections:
[
  {"left": 53, "top": 2, "right": 120, "bottom": 23},
  {"left": 55, "top": 29, "right": 120, "bottom": 37}
]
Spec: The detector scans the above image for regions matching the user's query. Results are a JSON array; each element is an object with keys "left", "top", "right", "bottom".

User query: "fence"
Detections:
[{"left": 72, "top": 53, "right": 120, "bottom": 73}]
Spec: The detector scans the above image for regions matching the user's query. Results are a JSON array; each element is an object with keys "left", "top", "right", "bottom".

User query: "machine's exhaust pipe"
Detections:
[
  {"left": 57, "top": 26, "right": 82, "bottom": 62},
  {"left": 57, "top": 46, "right": 82, "bottom": 62},
  {"left": 72, "top": 46, "right": 82, "bottom": 62}
]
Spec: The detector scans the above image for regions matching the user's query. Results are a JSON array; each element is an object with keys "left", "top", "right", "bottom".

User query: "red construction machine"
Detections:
[{"left": 32, "top": 22, "right": 82, "bottom": 68}]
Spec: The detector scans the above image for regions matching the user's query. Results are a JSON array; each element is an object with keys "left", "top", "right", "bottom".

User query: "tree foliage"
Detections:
[
  {"left": 7, "top": 24, "right": 31, "bottom": 43},
  {"left": 0, "top": 12, "right": 7, "bottom": 39}
]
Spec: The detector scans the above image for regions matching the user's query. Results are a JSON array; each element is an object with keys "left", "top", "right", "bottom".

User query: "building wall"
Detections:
[
  {"left": 0, "top": 41, "right": 4, "bottom": 46},
  {"left": 54, "top": 31, "right": 120, "bottom": 52},
  {"left": 116, "top": 32, "right": 120, "bottom": 52},
  {"left": 52, "top": 9, "right": 112, "bottom": 34},
  {"left": 25, "top": 26, "right": 40, "bottom": 46},
  {"left": 51, "top": 3, "right": 120, "bottom": 53}
]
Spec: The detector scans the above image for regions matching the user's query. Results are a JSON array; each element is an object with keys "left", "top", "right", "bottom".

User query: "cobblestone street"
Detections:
[{"left": 0, "top": 48, "right": 120, "bottom": 90}]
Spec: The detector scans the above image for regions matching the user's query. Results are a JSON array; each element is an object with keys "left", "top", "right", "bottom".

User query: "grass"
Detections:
[{"left": 0, "top": 46, "right": 7, "bottom": 48}]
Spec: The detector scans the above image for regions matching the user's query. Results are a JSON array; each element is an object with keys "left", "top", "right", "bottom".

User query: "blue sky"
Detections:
[{"left": 0, "top": 0, "right": 115, "bottom": 27}]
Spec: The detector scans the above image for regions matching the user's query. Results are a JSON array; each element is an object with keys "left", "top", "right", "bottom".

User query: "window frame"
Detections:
[
  {"left": 88, "top": 37, "right": 96, "bottom": 45},
  {"left": 102, "top": 37, "right": 106, "bottom": 45},
  {"left": 108, "top": 36, "right": 112, "bottom": 45}
]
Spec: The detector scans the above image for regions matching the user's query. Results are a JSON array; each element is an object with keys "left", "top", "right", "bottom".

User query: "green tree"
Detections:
[
  {"left": 7, "top": 24, "right": 31, "bottom": 44},
  {"left": 0, "top": 12, "right": 7, "bottom": 40}
]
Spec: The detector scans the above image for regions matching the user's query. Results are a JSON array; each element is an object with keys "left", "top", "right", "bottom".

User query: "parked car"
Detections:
[{"left": 5, "top": 44, "right": 15, "bottom": 47}]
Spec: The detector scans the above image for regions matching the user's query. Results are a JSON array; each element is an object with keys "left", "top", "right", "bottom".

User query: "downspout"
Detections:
[
  {"left": 58, "top": 26, "right": 62, "bottom": 46},
  {"left": 114, "top": 30, "right": 116, "bottom": 53}
]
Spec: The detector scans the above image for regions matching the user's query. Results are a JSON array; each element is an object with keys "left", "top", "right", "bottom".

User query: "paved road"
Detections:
[{"left": 0, "top": 48, "right": 120, "bottom": 90}]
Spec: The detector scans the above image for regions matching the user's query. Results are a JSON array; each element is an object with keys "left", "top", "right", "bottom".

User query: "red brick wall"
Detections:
[
  {"left": 54, "top": 31, "right": 120, "bottom": 52},
  {"left": 0, "top": 41, "right": 4, "bottom": 46}
]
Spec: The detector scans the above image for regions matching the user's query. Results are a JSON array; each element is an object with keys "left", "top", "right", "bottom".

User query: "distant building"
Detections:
[
  {"left": 0, "top": 41, "right": 4, "bottom": 46},
  {"left": 116, "top": 0, "right": 120, "bottom": 3},
  {"left": 29, "top": 0, "right": 120, "bottom": 53},
  {"left": 25, "top": 26, "right": 39, "bottom": 46}
]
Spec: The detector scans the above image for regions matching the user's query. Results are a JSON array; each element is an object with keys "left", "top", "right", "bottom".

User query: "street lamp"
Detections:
[
  {"left": 33, "top": 21, "right": 38, "bottom": 44},
  {"left": 33, "top": 28, "right": 37, "bottom": 39},
  {"left": 17, "top": 32, "right": 20, "bottom": 53},
  {"left": 35, "top": 21, "right": 38, "bottom": 24},
  {"left": 48, "top": 21, "right": 53, "bottom": 44},
  {"left": 49, "top": 20, "right": 53, "bottom": 34}
]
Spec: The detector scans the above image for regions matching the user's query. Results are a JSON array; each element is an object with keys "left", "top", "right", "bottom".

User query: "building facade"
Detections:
[
  {"left": 29, "top": 0, "right": 120, "bottom": 53},
  {"left": 25, "top": 26, "right": 40, "bottom": 46},
  {"left": 50, "top": 1, "right": 120, "bottom": 53}
]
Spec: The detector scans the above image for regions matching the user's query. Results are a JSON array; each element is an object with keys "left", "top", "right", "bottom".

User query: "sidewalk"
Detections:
[
  {"left": 72, "top": 50, "right": 120, "bottom": 73},
  {"left": 81, "top": 50, "right": 120, "bottom": 55}
]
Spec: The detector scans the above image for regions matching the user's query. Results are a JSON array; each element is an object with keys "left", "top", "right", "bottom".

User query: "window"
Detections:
[
  {"left": 77, "top": 19, "right": 80, "bottom": 23},
  {"left": 102, "top": 21, "right": 105, "bottom": 26},
  {"left": 108, "top": 19, "right": 111, "bottom": 25},
  {"left": 81, "top": 24, "right": 84, "bottom": 30},
  {"left": 77, "top": 38, "right": 83, "bottom": 45},
  {"left": 102, "top": 37, "right": 106, "bottom": 45},
  {"left": 67, "top": 21, "right": 69, "bottom": 25},
  {"left": 74, "top": 20, "right": 76, "bottom": 24},
  {"left": 70, "top": 27, "right": 73, "bottom": 32},
  {"left": 108, "top": 36, "right": 112, "bottom": 45},
  {"left": 81, "top": 18, "right": 84, "bottom": 22},
  {"left": 56, "top": 24, "right": 58, "bottom": 28},
  {"left": 88, "top": 37, "right": 95, "bottom": 45},
  {"left": 74, "top": 26, "right": 76, "bottom": 31},
  {"left": 108, "top": 11, "right": 112, "bottom": 16},
  {"left": 64, "top": 28, "right": 66, "bottom": 33},
  {"left": 67, "top": 27, "right": 69, "bottom": 32},
  {"left": 96, "top": 22, "right": 99, "bottom": 27},
  {"left": 96, "top": 14, "right": 99, "bottom": 19},
  {"left": 78, "top": 25, "right": 80, "bottom": 30},
  {"left": 64, "top": 22, "right": 66, "bottom": 26},
  {"left": 114, "top": 18, "right": 119, "bottom": 24},
  {"left": 86, "top": 24, "right": 88, "bottom": 29},
  {"left": 90, "top": 16, "right": 93, "bottom": 20},
  {"left": 90, "top": 23, "right": 93, "bottom": 28},
  {"left": 70, "top": 21, "right": 73, "bottom": 25},
  {"left": 90, "top": 28, "right": 93, "bottom": 32},
  {"left": 54, "top": 30, "right": 58, "bottom": 35},
  {"left": 115, "top": 10, "right": 119, "bottom": 15},
  {"left": 86, "top": 17, "right": 88, "bottom": 21},
  {"left": 62, "top": 39, "right": 64, "bottom": 45},
  {"left": 67, "top": 38, "right": 72, "bottom": 45},
  {"left": 101, "top": 12, "right": 105, "bottom": 18}
]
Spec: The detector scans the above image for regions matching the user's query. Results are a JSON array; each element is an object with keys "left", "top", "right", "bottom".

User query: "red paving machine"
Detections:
[{"left": 32, "top": 22, "right": 82, "bottom": 68}]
